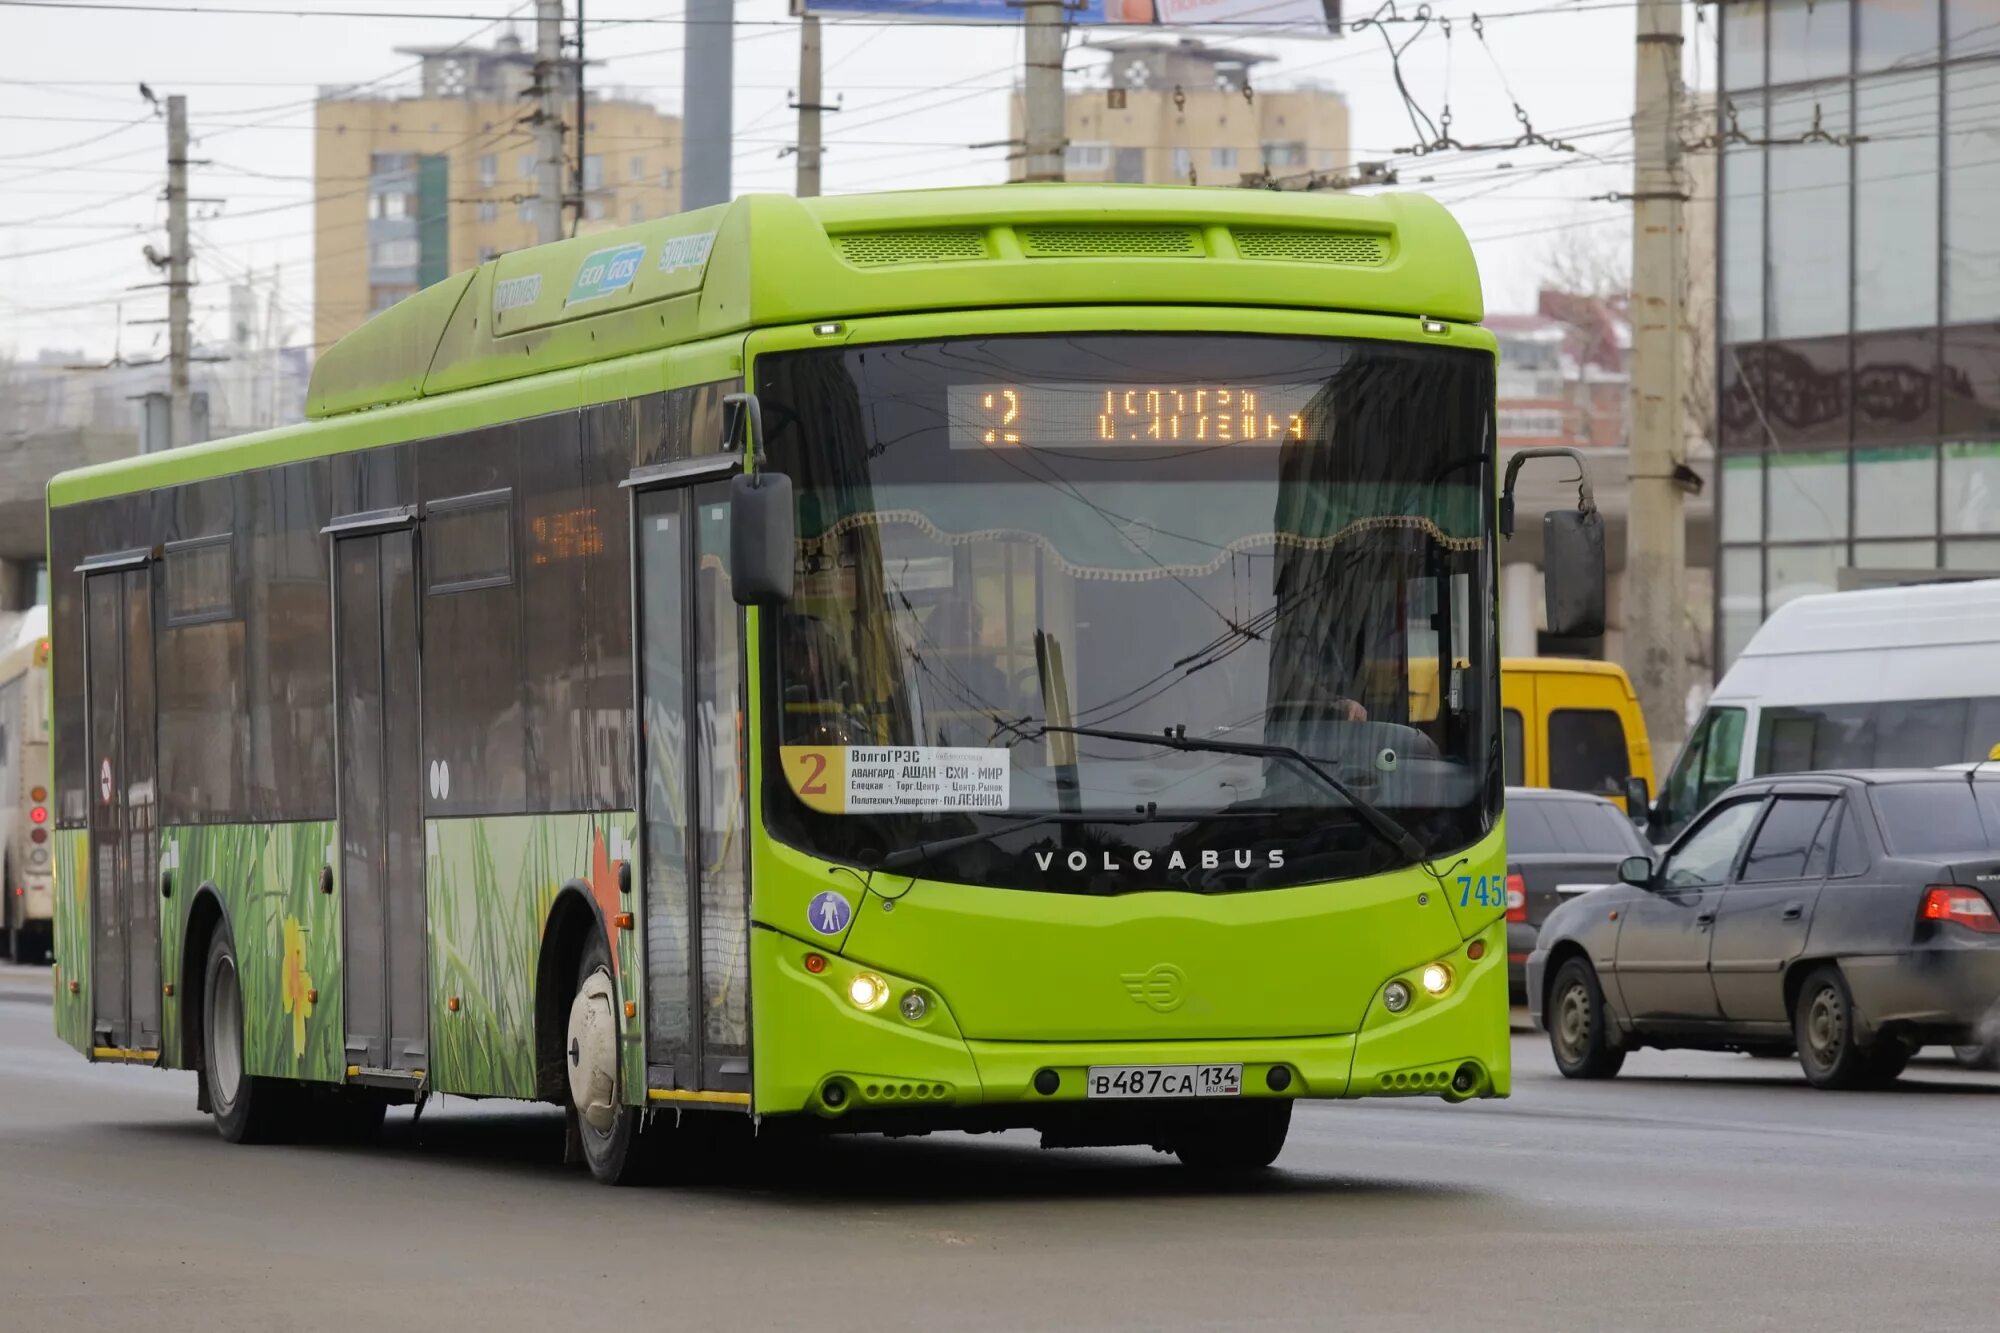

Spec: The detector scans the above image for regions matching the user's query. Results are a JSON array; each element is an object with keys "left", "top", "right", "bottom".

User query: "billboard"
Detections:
[{"left": 792, "top": 0, "right": 1343, "bottom": 38}]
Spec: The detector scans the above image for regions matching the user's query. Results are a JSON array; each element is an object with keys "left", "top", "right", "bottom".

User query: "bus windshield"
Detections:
[{"left": 757, "top": 332, "right": 1497, "bottom": 894}]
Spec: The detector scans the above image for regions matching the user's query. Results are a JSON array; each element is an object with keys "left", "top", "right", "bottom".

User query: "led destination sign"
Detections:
[{"left": 946, "top": 382, "right": 1322, "bottom": 450}]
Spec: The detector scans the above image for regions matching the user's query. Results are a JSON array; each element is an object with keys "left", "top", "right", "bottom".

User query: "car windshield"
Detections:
[
  {"left": 1508, "top": 797, "right": 1644, "bottom": 856},
  {"left": 756, "top": 332, "right": 1498, "bottom": 894},
  {"left": 1874, "top": 781, "right": 2000, "bottom": 855}
]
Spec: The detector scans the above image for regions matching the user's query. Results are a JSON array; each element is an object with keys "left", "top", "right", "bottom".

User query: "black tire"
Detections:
[
  {"left": 1794, "top": 965, "right": 1885, "bottom": 1090},
  {"left": 1171, "top": 1100, "right": 1292, "bottom": 1172},
  {"left": 1547, "top": 956, "right": 1625, "bottom": 1079},
  {"left": 203, "top": 926, "right": 298, "bottom": 1143},
  {"left": 569, "top": 929, "right": 652, "bottom": 1185},
  {"left": 1863, "top": 1039, "right": 1914, "bottom": 1086},
  {"left": 1953, "top": 1042, "right": 2000, "bottom": 1071}
]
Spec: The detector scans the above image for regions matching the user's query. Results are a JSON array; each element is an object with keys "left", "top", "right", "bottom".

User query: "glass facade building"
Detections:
[{"left": 1715, "top": 0, "right": 2000, "bottom": 670}]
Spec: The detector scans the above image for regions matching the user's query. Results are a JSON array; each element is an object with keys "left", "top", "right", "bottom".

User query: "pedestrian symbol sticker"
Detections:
[
  {"left": 807, "top": 890, "right": 852, "bottom": 937},
  {"left": 99, "top": 757, "right": 112, "bottom": 806}
]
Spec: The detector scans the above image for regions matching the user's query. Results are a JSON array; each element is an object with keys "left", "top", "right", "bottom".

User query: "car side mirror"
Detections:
[
  {"left": 1624, "top": 776, "right": 1650, "bottom": 822},
  {"left": 729, "top": 471, "right": 795, "bottom": 606},
  {"left": 1618, "top": 854, "right": 1654, "bottom": 888}
]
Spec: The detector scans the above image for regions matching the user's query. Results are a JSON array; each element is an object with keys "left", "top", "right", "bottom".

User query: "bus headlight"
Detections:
[
  {"left": 1421, "top": 962, "right": 1453, "bottom": 996},
  {"left": 846, "top": 972, "right": 890, "bottom": 1011},
  {"left": 1383, "top": 980, "right": 1412, "bottom": 1013}
]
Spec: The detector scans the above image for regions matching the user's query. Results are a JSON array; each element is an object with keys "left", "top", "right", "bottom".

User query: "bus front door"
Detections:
[
  {"left": 82, "top": 559, "right": 160, "bottom": 1058},
  {"left": 632, "top": 474, "right": 749, "bottom": 1098},
  {"left": 330, "top": 523, "right": 428, "bottom": 1076}
]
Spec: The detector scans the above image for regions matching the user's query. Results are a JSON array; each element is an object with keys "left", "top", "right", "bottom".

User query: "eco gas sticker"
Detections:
[
  {"left": 565, "top": 242, "right": 647, "bottom": 305},
  {"left": 781, "top": 746, "right": 1010, "bottom": 814},
  {"left": 493, "top": 273, "right": 542, "bottom": 313},
  {"left": 806, "top": 890, "right": 852, "bottom": 936},
  {"left": 656, "top": 230, "right": 715, "bottom": 273}
]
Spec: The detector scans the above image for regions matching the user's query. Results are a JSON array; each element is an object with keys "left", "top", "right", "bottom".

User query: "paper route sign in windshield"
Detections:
[{"left": 782, "top": 745, "right": 1010, "bottom": 814}]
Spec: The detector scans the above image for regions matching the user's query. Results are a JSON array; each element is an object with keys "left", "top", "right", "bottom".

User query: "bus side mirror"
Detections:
[
  {"left": 1543, "top": 508, "right": 1606, "bottom": 639},
  {"left": 730, "top": 471, "right": 795, "bottom": 606}
]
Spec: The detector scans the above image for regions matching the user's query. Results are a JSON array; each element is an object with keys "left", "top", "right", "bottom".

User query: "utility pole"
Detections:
[
  {"left": 572, "top": 0, "right": 586, "bottom": 234},
  {"left": 535, "top": 0, "right": 565, "bottom": 244},
  {"left": 166, "top": 93, "right": 192, "bottom": 454},
  {"left": 681, "top": 0, "right": 733, "bottom": 208},
  {"left": 1625, "top": 0, "right": 1688, "bottom": 749},
  {"left": 792, "top": 17, "right": 830, "bottom": 198},
  {"left": 1020, "top": 0, "right": 1066, "bottom": 182}
]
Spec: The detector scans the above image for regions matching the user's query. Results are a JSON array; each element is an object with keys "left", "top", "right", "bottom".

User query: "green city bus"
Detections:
[{"left": 46, "top": 185, "right": 1601, "bottom": 1180}]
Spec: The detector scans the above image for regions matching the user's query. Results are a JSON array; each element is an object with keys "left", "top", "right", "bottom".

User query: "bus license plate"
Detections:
[{"left": 1085, "top": 1064, "right": 1242, "bottom": 1099}]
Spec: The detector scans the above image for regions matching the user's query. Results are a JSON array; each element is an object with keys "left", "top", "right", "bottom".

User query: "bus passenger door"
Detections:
[
  {"left": 81, "top": 558, "right": 161, "bottom": 1057},
  {"left": 630, "top": 468, "right": 749, "bottom": 1098},
  {"left": 329, "top": 518, "right": 428, "bottom": 1076}
]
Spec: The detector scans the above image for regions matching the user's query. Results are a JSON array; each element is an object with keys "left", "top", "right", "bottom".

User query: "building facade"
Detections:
[
  {"left": 313, "top": 34, "right": 682, "bottom": 351},
  {"left": 1010, "top": 38, "right": 1350, "bottom": 185},
  {"left": 1714, "top": 0, "right": 2000, "bottom": 672}
]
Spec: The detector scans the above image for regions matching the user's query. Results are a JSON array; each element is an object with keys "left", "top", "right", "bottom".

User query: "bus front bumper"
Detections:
[{"left": 748, "top": 920, "right": 1510, "bottom": 1120}]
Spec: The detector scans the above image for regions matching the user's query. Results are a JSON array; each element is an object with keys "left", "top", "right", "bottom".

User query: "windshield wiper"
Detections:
[
  {"left": 873, "top": 811, "right": 1153, "bottom": 872},
  {"left": 1039, "top": 724, "right": 1429, "bottom": 865}
]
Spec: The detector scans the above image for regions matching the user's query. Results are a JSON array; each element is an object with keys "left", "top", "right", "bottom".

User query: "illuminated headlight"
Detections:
[
  {"left": 1421, "top": 962, "right": 1453, "bottom": 996},
  {"left": 1383, "top": 980, "right": 1412, "bottom": 1013},
  {"left": 899, "top": 990, "right": 929, "bottom": 1022},
  {"left": 846, "top": 972, "right": 890, "bottom": 1011}
]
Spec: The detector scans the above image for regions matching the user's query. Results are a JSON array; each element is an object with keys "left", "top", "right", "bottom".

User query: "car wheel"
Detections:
[
  {"left": 1952, "top": 1042, "right": 1999, "bottom": 1071},
  {"left": 568, "top": 929, "right": 652, "bottom": 1185},
  {"left": 204, "top": 926, "right": 297, "bottom": 1143},
  {"left": 1548, "top": 956, "right": 1624, "bottom": 1079},
  {"left": 1171, "top": 1101, "right": 1292, "bottom": 1172},
  {"left": 1794, "top": 965, "right": 1883, "bottom": 1090}
]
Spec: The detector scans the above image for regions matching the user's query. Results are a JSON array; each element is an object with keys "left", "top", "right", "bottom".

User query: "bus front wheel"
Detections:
[
  {"left": 567, "top": 929, "right": 651, "bottom": 1185},
  {"left": 1171, "top": 1101, "right": 1292, "bottom": 1172}
]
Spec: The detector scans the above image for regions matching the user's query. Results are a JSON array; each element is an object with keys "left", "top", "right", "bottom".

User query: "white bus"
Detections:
[
  {"left": 1655, "top": 579, "right": 2000, "bottom": 841},
  {"left": 0, "top": 606, "right": 52, "bottom": 963}
]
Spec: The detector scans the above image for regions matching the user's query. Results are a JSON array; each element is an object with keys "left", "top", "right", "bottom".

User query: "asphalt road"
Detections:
[{"left": 6, "top": 960, "right": 2000, "bottom": 1332}]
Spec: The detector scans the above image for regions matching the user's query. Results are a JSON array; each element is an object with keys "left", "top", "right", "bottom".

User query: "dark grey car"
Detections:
[
  {"left": 1504, "top": 787, "right": 1651, "bottom": 999},
  {"left": 1526, "top": 770, "right": 2000, "bottom": 1089}
]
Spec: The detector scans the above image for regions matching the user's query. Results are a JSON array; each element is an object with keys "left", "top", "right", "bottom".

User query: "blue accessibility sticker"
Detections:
[
  {"left": 565, "top": 242, "right": 647, "bottom": 306},
  {"left": 807, "top": 890, "right": 852, "bottom": 936}
]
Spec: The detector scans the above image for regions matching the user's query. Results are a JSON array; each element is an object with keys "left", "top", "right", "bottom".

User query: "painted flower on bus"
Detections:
[{"left": 280, "top": 915, "right": 314, "bottom": 1060}]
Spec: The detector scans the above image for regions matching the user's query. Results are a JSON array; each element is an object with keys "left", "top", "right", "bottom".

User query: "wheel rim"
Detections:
[
  {"left": 1554, "top": 979, "right": 1592, "bottom": 1064},
  {"left": 1805, "top": 984, "right": 1845, "bottom": 1068},
  {"left": 209, "top": 956, "right": 243, "bottom": 1112}
]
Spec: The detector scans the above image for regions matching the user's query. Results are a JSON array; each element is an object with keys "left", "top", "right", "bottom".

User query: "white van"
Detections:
[{"left": 1653, "top": 579, "right": 2000, "bottom": 840}]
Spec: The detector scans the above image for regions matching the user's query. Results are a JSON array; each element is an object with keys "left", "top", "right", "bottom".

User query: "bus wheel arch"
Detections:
[
  {"left": 535, "top": 884, "right": 606, "bottom": 1105},
  {"left": 180, "top": 886, "right": 230, "bottom": 1101}
]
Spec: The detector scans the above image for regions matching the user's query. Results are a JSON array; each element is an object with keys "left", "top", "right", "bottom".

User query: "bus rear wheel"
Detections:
[
  {"left": 567, "top": 930, "right": 652, "bottom": 1185},
  {"left": 1170, "top": 1101, "right": 1292, "bottom": 1172},
  {"left": 203, "top": 927, "right": 296, "bottom": 1143}
]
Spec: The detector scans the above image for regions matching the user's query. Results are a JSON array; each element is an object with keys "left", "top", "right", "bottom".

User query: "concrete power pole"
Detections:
[
  {"left": 1020, "top": 1, "right": 1066, "bottom": 182},
  {"left": 165, "top": 93, "right": 193, "bottom": 454},
  {"left": 1626, "top": 0, "right": 1688, "bottom": 747},
  {"left": 535, "top": 0, "right": 566, "bottom": 244},
  {"left": 794, "top": 16, "right": 824, "bottom": 198},
  {"left": 681, "top": 0, "right": 733, "bottom": 208}
]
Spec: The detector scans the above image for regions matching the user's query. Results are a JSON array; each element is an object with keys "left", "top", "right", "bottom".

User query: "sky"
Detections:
[{"left": 0, "top": 0, "right": 1710, "bottom": 364}]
